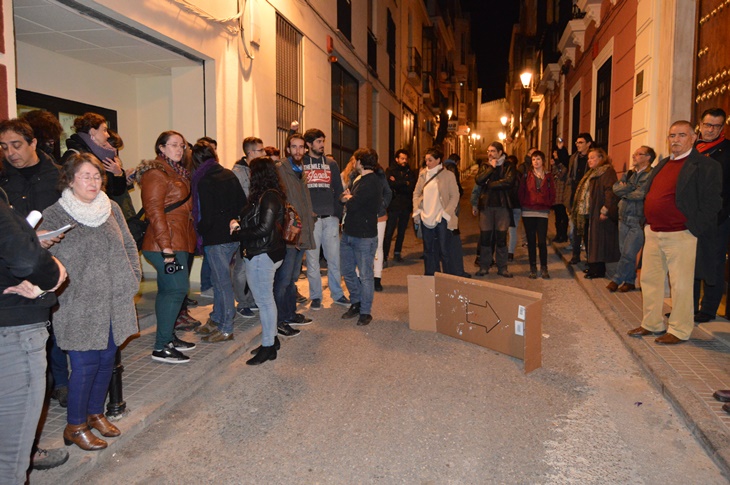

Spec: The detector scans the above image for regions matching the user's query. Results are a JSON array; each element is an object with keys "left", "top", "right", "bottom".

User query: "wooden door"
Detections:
[{"left": 693, "top": 0, "right": 730, "bottom": 124}]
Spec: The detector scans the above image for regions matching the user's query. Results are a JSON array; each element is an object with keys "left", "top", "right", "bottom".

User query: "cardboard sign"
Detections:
[{"left": 408, "top": 273, "right": 543, "bottom": 373}]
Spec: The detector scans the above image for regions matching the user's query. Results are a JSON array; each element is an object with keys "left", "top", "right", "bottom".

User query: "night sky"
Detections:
[{"left": 460, "top": 0, "right": 521, "bottom": 102}]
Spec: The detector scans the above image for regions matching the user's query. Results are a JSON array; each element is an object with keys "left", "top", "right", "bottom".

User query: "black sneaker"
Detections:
[
  {"left": 152, "top": 342, "right": 190, "bottom": 364},
  {"left": 277, "top": 323, "right": 300, "bottom": 337},
  {"left": 296, "top": 291, "right": 308, "bottom": 304},
  {"left": 357, "top": 314, "right": 372, "bottom": 326},
  {"left": 285, "top": 313, "right": 312, "bottom": 326},
  {"left": 173, "top": 333, "right": 196, "bottom": 352},
  {"left": 31, "top": 447, "right": 69, "bottom": 470},
  {"left": 342, "top": 304, "right": 361, "bottom": 319}
]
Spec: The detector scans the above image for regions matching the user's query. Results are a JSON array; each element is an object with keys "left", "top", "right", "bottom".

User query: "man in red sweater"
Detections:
[{"left": 628, "top": 121, "right": 722, "bottom": 344}]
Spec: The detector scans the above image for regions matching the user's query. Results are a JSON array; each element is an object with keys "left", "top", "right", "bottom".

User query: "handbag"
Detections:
[
  {"left": 127, "top": 193, "right": 191, "bottom": 250},
  {"left": 413, "top": 168, "right": 445, "bottom": 239}
]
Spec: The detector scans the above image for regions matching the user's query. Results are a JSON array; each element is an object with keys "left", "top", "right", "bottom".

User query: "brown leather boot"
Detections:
[
  {"left": 63, "top": 423, "right": 107, "bottom": 450},
  {"left": 87, "top": 414, "right": 121, "bottom": 437}
]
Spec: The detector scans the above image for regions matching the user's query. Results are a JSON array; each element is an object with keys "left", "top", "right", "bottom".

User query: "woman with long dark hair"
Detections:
[
  {"left": 230, "top": 157, "right": 286, "bottom": 365},
  {"left": 136, "top": 131, "right": 197, "bottom": 363}
]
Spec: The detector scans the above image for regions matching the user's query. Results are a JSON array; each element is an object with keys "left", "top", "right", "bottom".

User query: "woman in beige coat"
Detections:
[{"left": 412, "top": 147, "right": 461, "bottom": 275}]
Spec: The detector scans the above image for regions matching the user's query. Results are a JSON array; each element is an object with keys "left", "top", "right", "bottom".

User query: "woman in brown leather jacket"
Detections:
[{"left": 137, "top": 131, "right": 197, "bottom": 364}]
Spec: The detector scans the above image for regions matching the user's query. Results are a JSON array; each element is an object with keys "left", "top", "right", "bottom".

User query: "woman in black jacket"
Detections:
[
  {"left": 230, "top": 157, "right": 286, "bottom": 365},
  {"left": 190, "top": 140, "right": 246, "bottom": 343},
  {"left": 60, "top": 113, "right": 127, "bottom": 197}
]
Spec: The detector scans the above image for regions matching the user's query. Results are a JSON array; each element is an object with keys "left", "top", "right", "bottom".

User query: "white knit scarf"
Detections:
[{"left": 59, "top": 188, "right": 112, "bottom": 227}]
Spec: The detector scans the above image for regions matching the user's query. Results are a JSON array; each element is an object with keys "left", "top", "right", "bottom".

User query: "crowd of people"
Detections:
[{"left": 1, "top": 105, "right": 730, "bottom": 481}]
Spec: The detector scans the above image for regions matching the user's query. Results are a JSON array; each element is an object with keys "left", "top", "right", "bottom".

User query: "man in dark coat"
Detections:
[
  {"left": 628, "top": 121, "right": 722, "bottom": 345},
  {"left": 0, "top": 196, "right": 68, "bottom": 479},
  {"left": 383, "top": 149, "right": 416, "bottom": 264},
  {"left": 693, "top": 108, "right": 730, "bottom": 323}
]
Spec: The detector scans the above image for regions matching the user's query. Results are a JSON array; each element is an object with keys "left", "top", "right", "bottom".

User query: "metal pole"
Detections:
[{"left": 106, "top": 348, "right": 126, "bottom": 418}]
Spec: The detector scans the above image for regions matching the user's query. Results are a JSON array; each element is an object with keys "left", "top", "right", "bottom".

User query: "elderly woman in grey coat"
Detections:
[{"left": 41, "top": 152, "right": 141, "bottom": 452}]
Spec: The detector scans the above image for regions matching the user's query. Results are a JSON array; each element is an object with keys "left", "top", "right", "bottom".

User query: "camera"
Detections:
[{"left": 164, "top": 258, "right": 184, "bottom": 274}]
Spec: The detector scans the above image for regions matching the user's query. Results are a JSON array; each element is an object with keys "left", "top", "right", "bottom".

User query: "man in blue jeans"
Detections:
[
  {"left": 607, "top": 146, "right": 654, "bottom": 293},
  {"left": 302, "top": 128, "right": 349, "bottom": 311},
  {"left": 0, "top": 197, "right": 69, "bottom": 480},
  {"left": 274, "top": 133, "right": 316, "bottom": 336},
  {"left": 340, "top": 148, "right": 383, "bottom": 326}
]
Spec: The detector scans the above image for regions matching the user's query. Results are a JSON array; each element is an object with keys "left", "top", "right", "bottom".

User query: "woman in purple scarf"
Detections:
[
  {"left": 60, "top": 112, "right": 127, "bottom": 197},
  {"left": 190, "top": 140, "right": 247, "bottom": 342}
]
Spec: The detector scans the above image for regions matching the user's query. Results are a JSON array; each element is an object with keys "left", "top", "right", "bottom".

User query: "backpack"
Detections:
[{"left": 280, "top": 202, "right": 302, "bottom": 246}]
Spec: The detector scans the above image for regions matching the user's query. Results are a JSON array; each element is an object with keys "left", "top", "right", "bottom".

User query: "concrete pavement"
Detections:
[
  {"left": 553, "top": 241, "right": 730, "bottom": 474},
  {"left": 27, "top": 172, "right": 730, "bottom": 482}
]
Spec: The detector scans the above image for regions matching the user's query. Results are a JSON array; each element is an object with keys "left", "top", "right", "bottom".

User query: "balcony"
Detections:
[{"left": 408, "top": 47, "right": 422, "bottom": 80}]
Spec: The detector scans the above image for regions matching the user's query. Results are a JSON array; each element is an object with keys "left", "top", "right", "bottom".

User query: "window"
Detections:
[
  {"left": 595, "top": 58, "right": 612, "bottom": 149},
  {"left": 276, "top": 15, "right": 304, "bottom": 152},
  {"left": 367, "top": 30, "right": 378, "bottom": 74},
  {"left": 338, "top": 0, "right": 352, "bottom": 42},
  {"left": 386, "top": 9, "right": 396, "bottom": 91},
  {"left": 331, "top": 64, "right": 359, "bottom": 170}
]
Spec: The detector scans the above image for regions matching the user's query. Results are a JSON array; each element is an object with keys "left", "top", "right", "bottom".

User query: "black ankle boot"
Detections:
[
  {"left": 246, "top": 345, "right": 277, "bottom": 365},
  {"left": 374, "top": 277, "right": 383, "bottom": 292},
  {"left": 251, "top": 336, "right": 280, "bottom": 355}
]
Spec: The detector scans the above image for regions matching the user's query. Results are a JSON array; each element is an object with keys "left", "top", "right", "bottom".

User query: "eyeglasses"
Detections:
[
  {"left": 77, "top": 174, "right": 102, "bottom": 183},
  {"left": 702, "top": 122, "right": 724, "bottom": 129},
  {"left": 165, "top": 143, "right": 187, "bottom": 150}
]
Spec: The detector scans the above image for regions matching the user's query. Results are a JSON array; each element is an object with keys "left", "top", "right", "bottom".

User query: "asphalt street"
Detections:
[{"left": 69, "top": 177, "right": 726, "bottom": 484}]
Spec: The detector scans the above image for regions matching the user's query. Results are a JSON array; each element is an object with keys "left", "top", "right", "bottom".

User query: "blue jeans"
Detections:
[
  {"left": 422, "top": 219, "right": 455, "bottom": 276},
  {"left": 67, "top": 326, "right": 117, "bottom": 425},
  {"left": 274, "top": 247, "right": 304, "bottom": 323},
  {"left": 613, "top": 216, "right": 644, "bottom": 285},
  {"left": 49, "top": 331, "right": 69, "bottom": 389},
  {"left": 200, "top": 254, "right": 212, "bottom": 292},
  {"left": 204, "top": 242, "right": 239, "bottom": 334},
  {"left": 246, "top": 254, "right": 282, "bottom": 346},
  {"left": 340, "top": 233, "right": 377, "bottom": 315},
  {"left": 232, "top": 251, "right": 255, "bottom": 309},
  {"left": 0, "top": 322, "right": 48, "bottom": 484},
  {"left": 306, "top": 216, "right": 345, "bottom": 301},
  {"left": 143, "top": 251, "right": 191, "bottom": 350}
]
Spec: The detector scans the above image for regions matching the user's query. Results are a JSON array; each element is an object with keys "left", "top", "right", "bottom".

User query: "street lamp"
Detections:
[
  {"left": 520, "top": 71, "right": 532, "bottom": 89},
  {"left": 498, "top": 132, "right": 506, "bottom": 141},
  {"left": 500, "top": 115, "right": 509, "bottom": 126},
  {"left": 447, "top": 109, "right": 453, "bottom": 119}
]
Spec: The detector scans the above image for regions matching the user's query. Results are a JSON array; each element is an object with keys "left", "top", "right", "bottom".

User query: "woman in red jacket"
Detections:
[{"left": 518, "top": 151, "right": 556, "bottom": 279}]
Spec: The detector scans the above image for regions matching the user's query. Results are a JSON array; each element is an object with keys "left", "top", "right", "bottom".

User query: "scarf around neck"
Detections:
[
  {"left": 59, "top": 187, "right": 112, "bottom": 227},
  {"left": 696, "top": 133, "right": 726, "bottom": 154},
  {"left": 77, "top": 132, "right": 117, "bottom": 162},
  {"left": 160, "top": 153, "right": 191, "bottom": 181}
]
